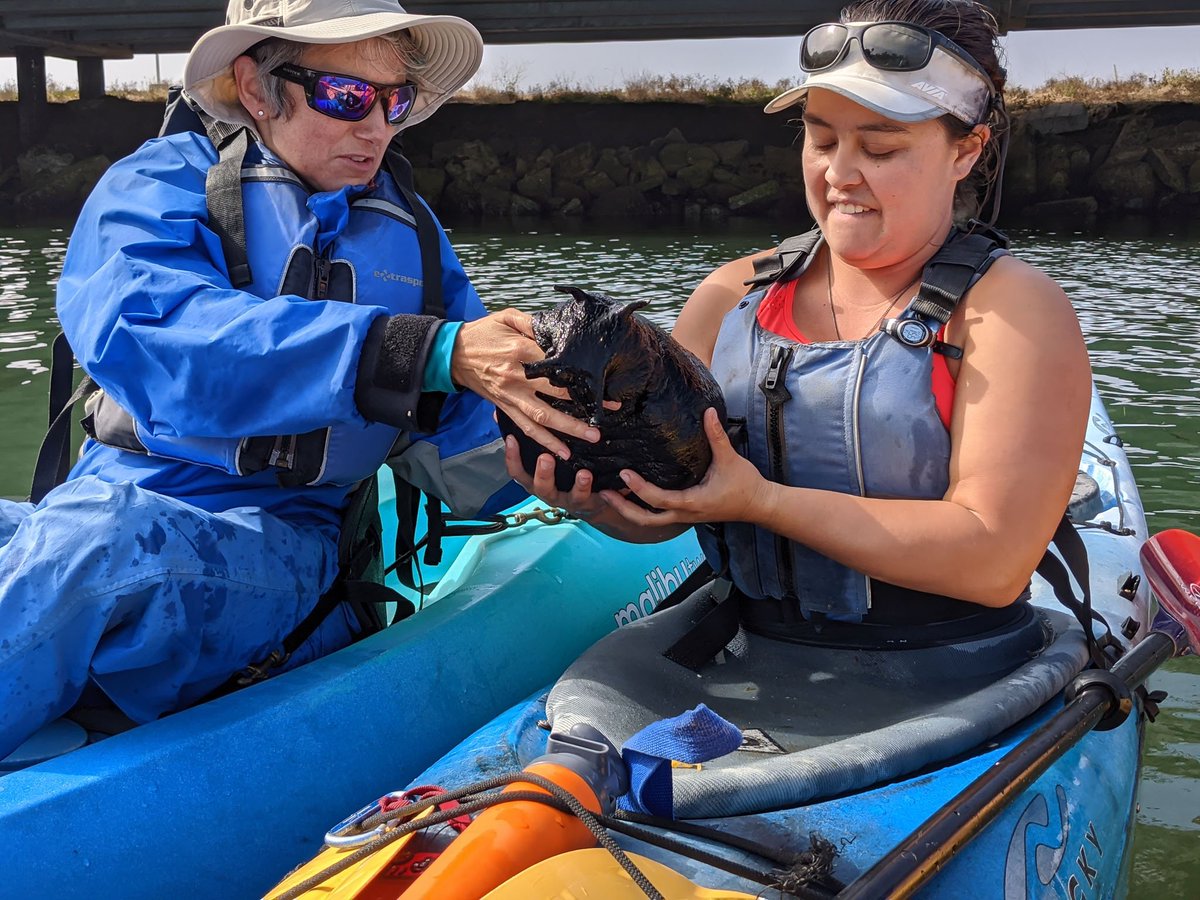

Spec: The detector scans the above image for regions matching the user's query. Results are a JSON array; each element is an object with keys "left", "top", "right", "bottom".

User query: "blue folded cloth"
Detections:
[{"left": 618, "top": 703, "right": 743, "bottom": 817}]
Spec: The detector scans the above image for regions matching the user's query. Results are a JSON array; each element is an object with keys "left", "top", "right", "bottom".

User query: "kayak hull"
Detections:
[
  {"left": 0, "top": 512, "right": 704, "bottom": 899},
  {"left": 410, "top": 685, "right": 1142, "bottom": 898}
]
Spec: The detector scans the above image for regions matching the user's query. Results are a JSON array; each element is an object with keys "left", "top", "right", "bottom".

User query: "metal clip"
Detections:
[
  {"left": 324, "top": 791, "right": 410, "bottom": 848},
  {"left": 503, "top": 507, "right": 571, "bottom": 528},
  {"left": 233, "top": 648, "right": 290, "bottom": 687}
]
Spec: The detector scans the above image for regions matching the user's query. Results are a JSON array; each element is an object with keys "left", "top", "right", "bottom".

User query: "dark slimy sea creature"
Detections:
[{"left": 498, "top": 284, "right": 727, "bottom": 493}]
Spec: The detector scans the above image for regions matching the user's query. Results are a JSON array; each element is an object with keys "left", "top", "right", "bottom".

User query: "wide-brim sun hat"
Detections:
[
  {"left": 765, "top": 27, "right": 993, "bottom": 126},
  {"left": 184, "top": 0, "right": 483, "bottom": 130}
]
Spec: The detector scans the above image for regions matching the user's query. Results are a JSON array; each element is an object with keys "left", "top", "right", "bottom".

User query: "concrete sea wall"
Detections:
[{"left": 0, "top": 97, "right": 1197, "bottom": 227}]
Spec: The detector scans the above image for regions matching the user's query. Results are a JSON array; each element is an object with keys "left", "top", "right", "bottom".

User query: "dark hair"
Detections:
[{"left": 840, "top": 0, "right": 1009, "bottom": 222}]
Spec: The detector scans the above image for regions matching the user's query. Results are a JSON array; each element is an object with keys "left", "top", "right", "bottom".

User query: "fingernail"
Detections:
[
  {"left": 557, "top": 448, "right": 571, "bottom": 461},
  {"left": 619, "top": 471, "right": 631, "bottom": 484},
  {"left": 584, "top": 428, "right": 600, "bottom": 443}
]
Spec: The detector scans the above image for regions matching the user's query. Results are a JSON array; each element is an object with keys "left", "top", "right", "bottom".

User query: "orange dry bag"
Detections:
[{"left": 400, "top": 723, "right": 627, "bottom": 900}]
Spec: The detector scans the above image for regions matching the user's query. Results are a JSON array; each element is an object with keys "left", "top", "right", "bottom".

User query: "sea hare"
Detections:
[{"left": 498, "top": 284, "right": 726, "bottom": 493}]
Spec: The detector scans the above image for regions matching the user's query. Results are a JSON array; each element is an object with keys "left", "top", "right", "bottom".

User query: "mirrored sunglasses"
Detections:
[
  {"left": 272, "top": 63, "right": 419, "bottom": 125},
  {"left": 800, "top": 21, "right": 992, "bottom": 84}
]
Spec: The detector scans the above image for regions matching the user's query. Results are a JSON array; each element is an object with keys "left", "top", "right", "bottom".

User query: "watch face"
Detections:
[{"left": 899, "top": 321, "right": 929, "bottom": 345}]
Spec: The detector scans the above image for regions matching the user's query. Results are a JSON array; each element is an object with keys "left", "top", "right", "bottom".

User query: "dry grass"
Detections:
[
  {"left": 1007, "top": 68, "right": 1200, "bottom": 108},
  {"left": 459, "top": 72, "right": 793, "bottom": 105},
  {"left": 0, "top": 77, "right": 171, "bottom": 102},
  {"left": 1, "top": 69, "right": 1197, "bottom": 107},
  {"left": 461, "top": 67, "right": 1200, "bottom": 107}
]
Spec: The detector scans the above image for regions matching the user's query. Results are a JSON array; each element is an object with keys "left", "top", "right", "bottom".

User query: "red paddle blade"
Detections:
[{"left": 1140, "top": 529, "right": 1200, "bottom": 657}]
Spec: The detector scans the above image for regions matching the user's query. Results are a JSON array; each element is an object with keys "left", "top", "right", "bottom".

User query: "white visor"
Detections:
[{"left": 765, "top": 36, "right": 993, "bottom": 125}]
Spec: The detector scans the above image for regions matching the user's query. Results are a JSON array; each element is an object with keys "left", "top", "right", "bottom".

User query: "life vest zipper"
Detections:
[
  {"left": 313, "top": 255, "right": 331, "bottom": 300},
  {"left": 850, "top": 349, "right": 871, "bottom": 609},
  {"left": 267, "top": 433, "right": 296, "bottom": 470},
  {"left": 760, "top": 343, "right": 795, "bottom": 597}
]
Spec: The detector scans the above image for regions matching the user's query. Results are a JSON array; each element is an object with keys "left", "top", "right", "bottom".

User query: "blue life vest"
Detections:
[
  {"left": 697, "top": 230, "right": 1008, "bottom": 623},
  {"left": 82, "top": 143, "right": 430, "bottom": 489}
]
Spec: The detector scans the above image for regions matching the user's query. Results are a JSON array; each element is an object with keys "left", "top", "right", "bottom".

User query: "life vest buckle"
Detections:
[
  {"left": 232, "top": 648, "right": 290, "bottom": 687},
  {"left": 881, "top": 317, "right": 964, "bottom": 359}
]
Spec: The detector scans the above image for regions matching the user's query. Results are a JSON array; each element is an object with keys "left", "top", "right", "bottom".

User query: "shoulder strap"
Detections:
[
  {"left": 1036, "top": 514, "right": 1117, "bottom": 670},
  {"left": 29, "top": 333, "right": 99, "bottom": 503},
  {"left": 910, "top": 226, "right": 1009, "bottom": 326},
  {"left": 744, "top": 228, "right": 822, "bottom": 289},
  {"left": 205, "top": 126, "right": 255, "bottom": 288},
  {"left": 157, "top": 89, "right": 255, "bottom": 289},
  {"left": 158, "top": 86, "right": 207, "bottom": 139},
  {"left": 386, "top": 142, "right": 445, "bottom": 320},
  {"left": 383, "top": 138, "right": 447, "bottom": 566}
]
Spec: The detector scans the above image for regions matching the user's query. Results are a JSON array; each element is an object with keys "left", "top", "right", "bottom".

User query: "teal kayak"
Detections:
[{"left": 0, "top": 488, "right": 703, "bottom": 898}]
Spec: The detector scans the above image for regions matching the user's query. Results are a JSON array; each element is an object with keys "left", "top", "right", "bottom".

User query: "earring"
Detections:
[{"left": 256, "top": 109, "right": 265, "bottom": 118}]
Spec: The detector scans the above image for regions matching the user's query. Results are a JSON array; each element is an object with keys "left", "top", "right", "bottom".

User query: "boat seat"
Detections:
[{"left": 546, "top": 586, "right": 1090, "bottom": 819}]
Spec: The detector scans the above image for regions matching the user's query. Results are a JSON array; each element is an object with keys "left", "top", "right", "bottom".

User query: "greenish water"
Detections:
[{"left": 1, "top": 222, "right": 1198, "bottom": 896}]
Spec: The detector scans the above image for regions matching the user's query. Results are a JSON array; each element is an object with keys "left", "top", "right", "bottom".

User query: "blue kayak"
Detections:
[
  {"left": 290, "top": 386, "right": 1159, "bottom": 899},
  {"left": 1, "top": 386, "right": 1156, "bottom": 899}
]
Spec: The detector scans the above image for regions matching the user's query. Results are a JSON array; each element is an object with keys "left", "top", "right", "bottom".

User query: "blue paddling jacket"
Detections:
[{"left": 57, "top": 131, "right": 517, "bottom": 528}]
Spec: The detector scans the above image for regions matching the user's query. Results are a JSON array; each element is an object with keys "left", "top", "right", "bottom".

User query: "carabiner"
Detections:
[
  {"left": 324, "top": 791, "right": 410, "bottom": 848},
  {"left": 503, "top": 506, "right": 570, "bottom": 528},
  {"left": 530, "top": 507, "right": 568, "bottom": 526}
]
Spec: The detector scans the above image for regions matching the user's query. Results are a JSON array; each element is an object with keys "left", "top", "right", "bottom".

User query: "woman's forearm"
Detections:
[{"left": 752, "top": 483, "right": 1053, "bottom": 606}]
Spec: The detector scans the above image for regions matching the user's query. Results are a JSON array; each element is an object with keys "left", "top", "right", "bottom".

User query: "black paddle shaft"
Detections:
[{"left": 839, "top": 631, "right": 1175, "bottom": 900}]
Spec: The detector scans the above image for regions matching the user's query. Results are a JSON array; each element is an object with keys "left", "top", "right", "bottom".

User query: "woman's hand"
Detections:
[
  {"left": 504, "top": 435, "right": 610, "bottom": 520},
  {"left": 601, "top": 408, "right": 776, "bottom": 528},
  {"left": 504, "top": 435, "right": 686, "bottom": 544},
  {"left": 452, "top": 308, "right": 598, "bottom": 460}
]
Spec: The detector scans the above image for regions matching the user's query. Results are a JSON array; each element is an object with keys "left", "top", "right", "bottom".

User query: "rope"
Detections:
[
  {"left": 270, "top": 794, "right": 508, "bottom": 900},
  {"left": 604, "top": 812, "right": 841, "bottom": 899},
  {"left": 611, "top": 810, "right": 843, "bottom": 896},
  {"left": 357, "top": 774, "right": 828, "bottom": 892},
  {"left": 271, "top": 773, "right": 663, "bottom": 900},
  {"left": 274, "top": 770, "right": 844, "bottom": 900}
]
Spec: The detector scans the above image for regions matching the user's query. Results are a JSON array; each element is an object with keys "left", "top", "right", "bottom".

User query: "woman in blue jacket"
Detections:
[{"left": 0, "top": 0, "right": 600, "bottom": 758}]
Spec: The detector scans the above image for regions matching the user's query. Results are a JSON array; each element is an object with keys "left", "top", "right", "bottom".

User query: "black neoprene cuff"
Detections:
[{"left": 355, "top": 313, "right": 446, "bottom": 432}]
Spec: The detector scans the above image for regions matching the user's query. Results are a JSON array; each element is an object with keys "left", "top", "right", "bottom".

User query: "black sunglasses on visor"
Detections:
[
  {"left": 271, "top": 63, "right": 419, "bottom": 125},
  {"left": 801, "top": 21, "right": 991, "bottom": 82}
]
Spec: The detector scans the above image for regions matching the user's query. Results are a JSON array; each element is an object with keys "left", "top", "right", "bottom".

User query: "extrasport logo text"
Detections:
[
  {"left": 374, "top": 269, "right": 422, "bottom": 287},
  {"left": 613, "top": 555, "right": 706, "bottom": 626}
]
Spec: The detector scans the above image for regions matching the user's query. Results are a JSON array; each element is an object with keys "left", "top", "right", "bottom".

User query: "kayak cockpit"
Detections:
[{"left": 546, "top": 590, "right": 1090, "bottom": 819}]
